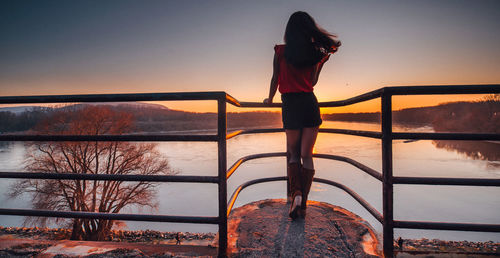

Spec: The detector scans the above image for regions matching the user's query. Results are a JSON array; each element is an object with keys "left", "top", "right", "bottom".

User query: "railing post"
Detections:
[
  {"left": 381, "top": 91, "right": 394, "bottom": 257},
  {"left": 286, "top": 151, "right": 291, "bottom": 201},
  {"left": 217, "top": 97, "right": 228, "bottom": 257}
]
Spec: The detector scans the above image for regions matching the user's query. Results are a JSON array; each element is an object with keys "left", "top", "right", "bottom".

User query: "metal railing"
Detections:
[
  {"left": 0, "top": 92, "right": 229, "bottom": 256},
  {"left": 0, "top": 85, "right": 499, "bottom": 257}
]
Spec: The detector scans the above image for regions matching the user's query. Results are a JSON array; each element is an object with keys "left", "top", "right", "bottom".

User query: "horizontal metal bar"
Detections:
[
  {"left": 393, "top": 176, "right": 500, "bottom": 187},
  {"left": 394, "top": 220, "right": 500, "bottom": 232},
  {"left": 0, "top": 208, "right": 219, "bottom": 224},
  {"left": 319, "top": 128, "right": 382, "bottom": 139},
  {"left": 0, "top": 134, "right": 219, "bottom": 142},
  {"left": 235, "top": 88, "right": 383, "bottom": 108},
  {"left": 393, "top": 132, "right": 500, "bottom": 141},
  {"left": 2, "top": 85, "right": 497, "bottom": 106},
  {"left": 226, "top": 176, "right": 383, "bottom": 223},
  {"left": 232, "top": 85, "right": 499, "bottom": 108},
  {"left": 0, "top": 172, "right": 219, "bottom": 183},
  {"left": 313, "top": 153, "right": 382, "bottom": 181},
  {"left": 385, "top": 84, "right": 500, "bottom": 96},
  {"left": 236, "top": 101, "right": 282, "bottom": 108},
  {"left": 319, "top": 88, "right": 383, "bottom": 107},
  {"left": 0, "top": 92, "right": 226, "bottom": 104}
]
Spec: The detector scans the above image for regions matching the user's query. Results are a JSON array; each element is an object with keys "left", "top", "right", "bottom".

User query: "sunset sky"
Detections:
[{"left": 1, "top": 0, "right": 499, "bottom": 113}]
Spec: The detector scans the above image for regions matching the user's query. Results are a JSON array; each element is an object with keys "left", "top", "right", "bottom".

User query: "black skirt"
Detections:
[{"left": 281, "top": 92, "right": 322, "bottom": 130}]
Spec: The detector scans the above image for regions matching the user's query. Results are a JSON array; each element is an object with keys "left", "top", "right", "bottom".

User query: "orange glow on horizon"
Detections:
[{"left": 0, "top": 93, "right": 489, "bottom": 114}]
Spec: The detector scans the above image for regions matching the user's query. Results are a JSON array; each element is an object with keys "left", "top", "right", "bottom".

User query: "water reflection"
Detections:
[
  {"left": 0, "top": 141, "right": 11, "bottom": 150},
  {"left": 433, "top": 140, "right": 500, "bottom": 168},
  {"left": 0, "top": 121, "right": 498, "bottom": 242}
]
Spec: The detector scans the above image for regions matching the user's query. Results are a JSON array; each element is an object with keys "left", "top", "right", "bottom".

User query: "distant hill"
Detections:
[{"left": 0, "top": 106, "right": 44, "bottom": 114}]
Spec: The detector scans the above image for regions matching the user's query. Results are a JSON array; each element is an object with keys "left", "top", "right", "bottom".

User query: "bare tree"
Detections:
[{"left": 10, "top": 105, "right": 173, "bottom": 241}]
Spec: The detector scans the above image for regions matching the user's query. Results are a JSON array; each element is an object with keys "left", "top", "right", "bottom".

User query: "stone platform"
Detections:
[{"left": 227, "top": 199, "right": 381, "bottom": 257}]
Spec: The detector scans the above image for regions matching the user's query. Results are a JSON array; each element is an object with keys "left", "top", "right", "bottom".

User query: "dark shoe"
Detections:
[
  {"left": 300, "top": 167, "right": 315, "bottom": 218},
  {"left": 287, "top": 162, "right": 302, "bottom": 220}
]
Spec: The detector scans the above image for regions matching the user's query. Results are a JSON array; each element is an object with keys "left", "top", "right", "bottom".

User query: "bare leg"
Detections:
[
  {"left": 300, "top": 127, "right": 319, "bottom": 169},
  {"left": 298, "top": 126, "right": 319, "bottom": 217},
  {"left": 286, "top": 129, "right": 301, "bottom": 164},
  {"left": 286, "top": 129, "right": 303, "bottom": 219}
]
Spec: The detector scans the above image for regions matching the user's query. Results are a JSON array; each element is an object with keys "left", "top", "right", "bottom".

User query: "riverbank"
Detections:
[
  {"left": 395, "top": 238, "right": 498, "bottom": 255},
  {"left": 1, "top": 225, "right": 498, "bottom": 256},
  {"left": 0, "top": 226, "right": 215, "bottom": 244}
]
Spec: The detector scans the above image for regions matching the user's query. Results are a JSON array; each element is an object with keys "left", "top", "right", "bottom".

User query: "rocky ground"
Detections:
[
  {"left": 394, "top": 238, "right": 499, "bottom": 256},
  {"left": 0, "top": 227, "right": 217, "bottom": 257},
  {"left": 0, "top": 226, "right": 215, "bottom": 244},
  {"left": 0, "top": 199, "right": 498, "bottom": 257}
]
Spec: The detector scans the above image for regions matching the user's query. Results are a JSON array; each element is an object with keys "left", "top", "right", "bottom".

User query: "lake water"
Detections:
[{"left": 0, "top": 121, "right": 499, "bottom": 242}]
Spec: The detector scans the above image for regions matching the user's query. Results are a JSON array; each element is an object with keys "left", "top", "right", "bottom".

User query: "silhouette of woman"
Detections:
[{"left": 264, "top": 11, "right": 340, "bottom": 220}]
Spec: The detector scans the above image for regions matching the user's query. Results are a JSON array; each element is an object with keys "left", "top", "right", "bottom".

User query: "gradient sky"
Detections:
[{"left": 1, "top": 0, "right": 499, "bottom": 112}]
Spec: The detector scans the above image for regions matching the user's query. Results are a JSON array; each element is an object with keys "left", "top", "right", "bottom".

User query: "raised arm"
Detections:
[
  {"left": 312, "top": 41, "right": 340, "bottom": 86},
  {"left": 311, "top": 54, "right": 329, "bottom": 86},
  {"left": 263, "top": 52, "right": 280, "bottom": 104}
]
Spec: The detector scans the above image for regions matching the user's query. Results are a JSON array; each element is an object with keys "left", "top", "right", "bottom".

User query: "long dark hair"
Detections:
[{"left": 284, "top": 11, "right": 339, "bottom": 68}]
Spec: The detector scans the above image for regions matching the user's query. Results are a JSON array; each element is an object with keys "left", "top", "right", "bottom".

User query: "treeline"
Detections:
[
  {"left": 323, "top": 98, "right": 500, "bottom": 133},
  {"left": 2, "top": 99, "right": 497, "bottom": 134},
  {"left": 0, "top": 107, "right": 52, "bottom": 133},
  {"left": 322, "top": 106, "right": 439, "bottom": 125},
  {"left": 0, "top": 104, "right": 282, "bottom": 133},
  {"left": 100, "top": 104, "right": 281, "bottom": 132}
]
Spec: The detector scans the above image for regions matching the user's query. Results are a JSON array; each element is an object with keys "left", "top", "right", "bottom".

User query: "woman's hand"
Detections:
[
  {"left": 263, "top": 98, "right": 272, "bottom": 104},
  {"left": 330, "top": 40, "right": 341, "bottom": 53}
]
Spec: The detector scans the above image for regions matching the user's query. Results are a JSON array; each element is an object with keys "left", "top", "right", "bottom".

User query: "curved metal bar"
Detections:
[
  {"left": 226, "top": 127, "right": 381, "bottom": 141},
  {"left": 226, "top": 130, "right": 244, "bottom": 140},
  {"left": 320, "top": 128, "right": 382, "bottom": 139},
  {"left": 226, "top": 176, "right": 383, "bottom": 223},
  {"left": 225, "top": 93, "right": 240, "bottom": 107},
  {"left": 227, "top": 152, "right": 286, "bottom": 179},
  {"left": 227, "top": 176, "right": 286, "bottom": 217},
  {"left": 239, "top": 128, "right": 285, "bottom": 135},
  {"left": 226, "top": 152, "right": 382, "bottom": 182},
  {"left": 313, "top": 153, "right": 382, "bottom": 181},
  {"left": 313, "top": 177, "right": 383, "bottom": 223}
]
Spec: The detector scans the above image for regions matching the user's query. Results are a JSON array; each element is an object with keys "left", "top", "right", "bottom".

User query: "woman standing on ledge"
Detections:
[{"left": 264, "top": 11, "right": 340, "bottom": 220}]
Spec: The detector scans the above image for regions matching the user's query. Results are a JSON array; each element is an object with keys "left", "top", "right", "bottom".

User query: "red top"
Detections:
[{"left": 274, "top": 44, "right": 324, "bottom": 94}]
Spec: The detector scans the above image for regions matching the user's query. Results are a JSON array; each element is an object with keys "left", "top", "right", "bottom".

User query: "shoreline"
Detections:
[
  {"left": 0, "top": 226, "right": 215, "bottom": 244},
  {"left": 0, "top": 226, "right": 498, "bottom": 255}
]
